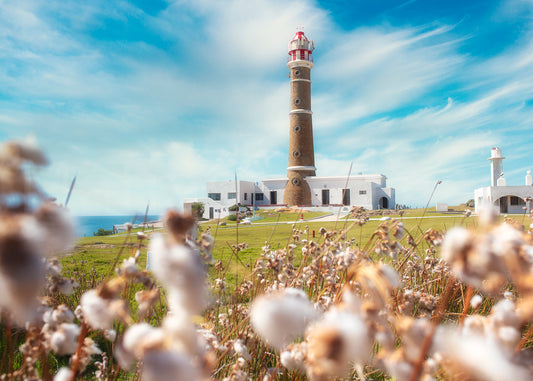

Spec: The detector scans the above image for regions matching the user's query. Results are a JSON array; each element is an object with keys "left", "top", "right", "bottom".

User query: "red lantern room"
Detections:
[{"left": 288, "top": 30, "right": 315, "bottom": 63}]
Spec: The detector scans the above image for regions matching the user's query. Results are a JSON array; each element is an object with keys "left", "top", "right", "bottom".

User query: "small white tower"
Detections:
[
  {"left": 526, "top": 170, "right": 532, "bottom": 186},
  {"left": 489, "top": 147, "right": 505, "bottom": 187}
]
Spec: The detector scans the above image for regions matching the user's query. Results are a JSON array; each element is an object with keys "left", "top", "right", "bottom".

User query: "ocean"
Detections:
[{"left": 75, "top": 215, "right": 161, "bottom": 237}]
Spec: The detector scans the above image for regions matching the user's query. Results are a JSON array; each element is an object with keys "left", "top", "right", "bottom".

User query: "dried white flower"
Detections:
[
  {"left": 104, "top": 329, "right": 117, "bottom": 342},
  {"left": 142, "top": 349, "right": 200, "bottom": 381},
  {"left": 250, "top": 288, "right": 319, "bottom": 350},
  {"left": 122, "top": 323, "right": 165, "bottom": 360},
  {"left": 149, "top": 234, "right": 207, "bottom": 314},
  {"left": 80, "top": 290, "right": 116, "bottom": 330},
  {"left": 441, "top": 227, "right": 471, "bottom": 263},
  {"left": 119, "top": 257, "right": 139, "bottom": 277},
  {"left": 52, "top": 305, "right": 75, "bottom": 324},
  {"left": 233, "top": 339, "right": 251, "bottom": 361},
  {"left": 434, "top": 327, "right": 532, "bottom": 380},
  {"left": 379, "top": 264, "right": 400, "bottom": 288},
  {"left": 470, "top": 294, "right": 483, "bottom": 309},
  {"left": 50, "top": 323, "right": 80, "bottom": 355},
  {"left": 280, "top": 343, "right": 306, "bottom": 371},
  {"left": 491, "top": 224, "right": 524, "bottom": 257},
  {"left": 306, "top": 309, "right": 372, "bottom": 379},
  {"left": 54, "top": 367, "right": 74, "bottom": 381},
  {"left": 36, "top": 203, "right": 76, "bottom": 256}
]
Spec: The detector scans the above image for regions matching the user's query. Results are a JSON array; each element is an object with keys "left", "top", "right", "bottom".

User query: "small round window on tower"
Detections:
[
  {"left": 293, "top": 151, "right": 301, "bottom": 158},
  {"left": 292, "top": 178, "right": 300, "bottom": 186},
  {"left": 294, "top": 70, "right": 300, "bottom": 76},
  {"left": 294, "top": 98, "right": 301, "bottom": 106},
  {"left": 294, "top": 125, "right": 302, "bottom": 133}
]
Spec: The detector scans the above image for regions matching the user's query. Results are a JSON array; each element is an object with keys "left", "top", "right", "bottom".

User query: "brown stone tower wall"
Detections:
[{"left": 283, "top": 64, "right": 316, "bottom": 206}]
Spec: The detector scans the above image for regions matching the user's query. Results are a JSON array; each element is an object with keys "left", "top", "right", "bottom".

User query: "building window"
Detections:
[
  {"left": 510, "top": 196, "right": 524, "bottom": 205},
  {"left": 244, "top": 193, "right": 247, "bottom": 201},
  {"left": 293, "top": 151, "right": 301, "bottom": 158},
  {"left": 255, "top": 193, "right": 264, "bottom": 201},
  {"left": 228, "top": 192, "right": 236, "bottom": 199},
  {"left": 294, "top": 125, "right": 301, "bottom": 132},
  {"left": 342, "top": 189, "right": 350, "bottom": 206},
  {"left": 359, "top": 190, "right": 366, "bottom": 195},
  {"left": 208, "top": 193, "right": 221, "bottom": 201},
  {"left": 294, "top": 98, "right": 301, "bottom": 106}
]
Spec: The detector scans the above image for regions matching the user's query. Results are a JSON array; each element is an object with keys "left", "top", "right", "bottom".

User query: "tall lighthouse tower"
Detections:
[{"left": 283, "top": 29, "right": 316, "bottom": 206}]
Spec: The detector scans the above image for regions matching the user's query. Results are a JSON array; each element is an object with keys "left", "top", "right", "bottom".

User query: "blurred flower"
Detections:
[
  {"left": 149, "top": 234, "right": 207, "bottom": 314},
  {"left": 306, "top": 309, "right": 372, "bottom": 379},
  {"left": 250, "top": 288, "right": 319, "bottom": 350}
]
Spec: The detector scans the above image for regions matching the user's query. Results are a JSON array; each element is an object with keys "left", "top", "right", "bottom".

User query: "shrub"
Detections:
[
  {"left": 94, "top": 228, "right": 113, "bottom": 236},
  {"left": 191, "top": 202, "right": 205, "bottom": 219}
]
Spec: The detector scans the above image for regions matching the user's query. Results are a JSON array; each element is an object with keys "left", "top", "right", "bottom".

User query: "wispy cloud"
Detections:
[{"left": 0, "top": 0, "right": 532, "bottom": 213}]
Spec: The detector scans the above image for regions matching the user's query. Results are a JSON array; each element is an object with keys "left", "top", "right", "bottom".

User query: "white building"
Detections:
[
  {"left": 184, "top": 174, "right": 395, "bottom": 220},
  {"left": 474, "top": 147, "right": 533, "bottom": 214}
]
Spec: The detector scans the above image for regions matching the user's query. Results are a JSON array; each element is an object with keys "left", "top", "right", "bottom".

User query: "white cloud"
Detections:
[{"left": 1, "top": 0, "right": 533, "bottom": 213}]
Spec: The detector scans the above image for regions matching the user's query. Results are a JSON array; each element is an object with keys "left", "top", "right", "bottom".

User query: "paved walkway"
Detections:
[{"left": 304, "top": 213, "right": 467, "bottom": 223}]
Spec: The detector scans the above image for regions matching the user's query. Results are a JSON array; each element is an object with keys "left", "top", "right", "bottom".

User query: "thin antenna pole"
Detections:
[
  {"left": 65, "top": 176, "right": 76, "bottom": 207},
  {"left": 234, "top": 170, "right": 239, "bottom": 251},
  {"left": 234, "top": 170, "right": 240, "bottom": 284},
  {"left": 335, "top": 162, "right": 353, "bottom": 231},
  {"left": 143, "top": 203, "right": 150, "bottom": 231}
]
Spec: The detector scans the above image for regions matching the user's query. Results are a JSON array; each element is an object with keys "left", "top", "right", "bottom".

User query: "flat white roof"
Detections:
[{"left": 262, "top": 174, "right": 386, "bottom": 182}]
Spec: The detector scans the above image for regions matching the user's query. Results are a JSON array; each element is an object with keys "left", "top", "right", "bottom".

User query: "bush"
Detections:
[
  {"left": 227, "top": 214, "right": 237, "bottom": 221},
  {"left": 191, "top": 202, "right": 205, "bottom": 219},
  {"left": 94, "top": 228, "right": 113, "bottom": 236}
]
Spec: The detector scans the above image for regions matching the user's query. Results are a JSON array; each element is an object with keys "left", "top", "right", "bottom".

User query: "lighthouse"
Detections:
[
  {"left": 283, "top": 29, "right": 316, "bottom": 206},
  {"left": 184, "top": 29, "right": 397, "bottom": 216}
]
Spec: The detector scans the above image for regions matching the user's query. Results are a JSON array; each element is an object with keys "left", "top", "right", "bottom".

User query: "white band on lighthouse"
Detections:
[
  {"left": 289, "top": 109, "right": 313, "bottom": 115},
  {"left": 287, "top": 60, "right": 314, "bottom": 69},
  {"left": 287, "top": 166, "right": 317, "bottom": 171},
  {"left": 291, "top": 79, "right": 311, "bottom": 83}
]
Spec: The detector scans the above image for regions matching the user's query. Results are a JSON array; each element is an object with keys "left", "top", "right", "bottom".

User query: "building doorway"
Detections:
[
  {"left": 322, "top": 189, "right": 330, "bottom": 205},
  {"left": 270, "top": 191, "right": 277, "bottom": 205},
  {"left": 380, "top": 197, "right": 389, "bottom": 209},
  {"left": 209, "top": 207, "right": 214, "bottom": 219},
  {"left": 342, "top": 189, "right": 350, "bottom": 206},
  {"left": 499, "top": 197, "right": 508, "bottom": 213}
]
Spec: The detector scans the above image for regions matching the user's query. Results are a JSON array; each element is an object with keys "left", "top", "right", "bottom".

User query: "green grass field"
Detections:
[{"left": 60, "top": 207, "right": 515, "bottom": 292}]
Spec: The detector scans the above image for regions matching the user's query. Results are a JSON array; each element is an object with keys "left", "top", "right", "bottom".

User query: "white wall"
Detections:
[
  {"left": 474, "top": 185, "right": 533, "bottom": 214},
  {"left": 194, "top": 174, "right": 395, "bottom": 215},
  {"left": 259, "top": 178, "right": 288, "bottom": 206},
  {"left": 183, "top": 197, "right": 232, "bottom": 219}
]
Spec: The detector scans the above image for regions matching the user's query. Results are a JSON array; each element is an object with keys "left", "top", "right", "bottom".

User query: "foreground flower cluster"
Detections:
[{"left": 1, "top": 140, "right": 533, "bottom": 380}]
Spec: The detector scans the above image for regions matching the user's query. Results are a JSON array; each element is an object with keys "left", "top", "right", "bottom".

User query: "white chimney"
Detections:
[{"left": 526, "top": 170, "right": 532, "bottom": 186}]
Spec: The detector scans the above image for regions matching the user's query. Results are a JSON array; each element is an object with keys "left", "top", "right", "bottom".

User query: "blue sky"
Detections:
[{"left": 2, "top": 0, "right": 533, "bottom": 215}]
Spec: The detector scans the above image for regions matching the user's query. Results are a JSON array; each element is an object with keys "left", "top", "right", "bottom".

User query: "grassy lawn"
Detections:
[
  {"left": 32, "top": 206, "right": 533, "bottom": 380},
  {"left": 60, "top": 206, "right": 525, "bottom": 293}
]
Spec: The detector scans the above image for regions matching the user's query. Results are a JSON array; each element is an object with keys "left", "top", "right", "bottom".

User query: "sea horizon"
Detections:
[{"left": 74, "top": 215, "right": 161, "bottom": 237}]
